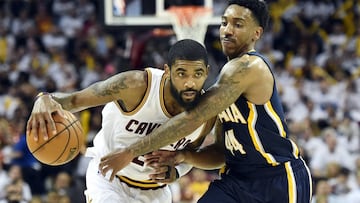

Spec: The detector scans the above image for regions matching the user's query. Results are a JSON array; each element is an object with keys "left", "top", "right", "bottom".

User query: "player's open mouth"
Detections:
[{"left": 182, "top": 91, "right": 196, "bottom": 100}]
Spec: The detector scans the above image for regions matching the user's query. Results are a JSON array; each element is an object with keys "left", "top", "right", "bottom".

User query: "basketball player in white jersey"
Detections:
[{"left": 26, "top": 39, "right": 215, "bottom": 203}]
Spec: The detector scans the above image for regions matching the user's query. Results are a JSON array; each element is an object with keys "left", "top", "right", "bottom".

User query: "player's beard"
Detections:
[{"left": 170, "top": 80, "right": 201, "bottom": 111}]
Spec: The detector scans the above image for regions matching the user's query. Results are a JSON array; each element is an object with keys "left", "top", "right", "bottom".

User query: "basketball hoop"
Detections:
[{"left": 166, "top": 6, "right": 212, "bottom": 45}]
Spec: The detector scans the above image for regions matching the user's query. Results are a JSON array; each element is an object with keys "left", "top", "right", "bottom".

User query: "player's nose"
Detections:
[{"left": 184, "top": 80, "right": 195, "bottom": 88}]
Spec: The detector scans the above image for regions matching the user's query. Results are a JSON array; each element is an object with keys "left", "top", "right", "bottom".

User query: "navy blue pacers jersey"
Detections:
[
  {"left": 199, "top": 52, "right": 312, "bottom": 203},
  {"left": 218, "top": 51, "right": 299, "bottom": 176}
]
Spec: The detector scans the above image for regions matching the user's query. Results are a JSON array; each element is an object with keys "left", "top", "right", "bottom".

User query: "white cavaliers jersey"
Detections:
[{"left": 86, "top": 68, "right": 205, "bottom": 181}]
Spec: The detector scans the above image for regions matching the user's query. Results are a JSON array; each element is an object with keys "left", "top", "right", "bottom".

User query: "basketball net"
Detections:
[{"left": 166, "top": 6, "right": 212, "bottom": 45}]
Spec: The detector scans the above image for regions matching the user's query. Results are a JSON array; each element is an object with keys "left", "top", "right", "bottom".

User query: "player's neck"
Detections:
[{"left": 228, "top": 49, "right": 256, "bottom": 60}]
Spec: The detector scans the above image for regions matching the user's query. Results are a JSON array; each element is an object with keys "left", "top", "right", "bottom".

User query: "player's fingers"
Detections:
[
  {"left": 150, "top": 166, "right": 172, "bottom": 182},
  {"left": 149, "top": 170, "right": 167, "bottom": 179},
  {"left": 30, "top": 116, "right": 39, "bottom": 141},
  {"left": 110, "top": 170, "right": 116, "bottom": 182},
  {"left": 144, "top": 156, "right": 159, "bottom": 165},
  {"left": 45, "top": 112, "right": 59, "bottom": 139},
  {"left": 143, "top": 153, "right": 158, "bottom": 159},
  {"left": 145, "top": 160, "right": 158, "bottom": 167},
  {"left": 98, "top": 161, "right": 108, "bottom": 176},
  {"left": 153, "top": 165, "right": 170, "bottom": 174},
  {"left": 157, "top": 156, "right": 176, "bottom": 164},
  {"left": 38, "top": 118, "right": 48, "bottom": 140},
  {"left": 56, "top": 109, "right": 67, "bottom": 118},
  {"left": 147, "top": 162, "right": 159, "bottom": 169},
  {"left": 100, "top": 154, "right": 112, "bottom": 161},
  {"left": 149, "top": 173, "right": 165, "bottom": 181},
  {"left": 152, "top": 150, "right": 175, "bottom": 157},
  {"left": 26, "top": 117, "right": 33, "bottom": 138}
]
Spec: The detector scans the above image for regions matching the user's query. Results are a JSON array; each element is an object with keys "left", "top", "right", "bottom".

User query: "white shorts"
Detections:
[{"left": 85, "top": 158, "right": 172, "bottom": 203}]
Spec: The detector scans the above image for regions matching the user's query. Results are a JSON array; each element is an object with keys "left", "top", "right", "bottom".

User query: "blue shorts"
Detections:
[{"left": 198, "top": 158, "right": 312, "bottom": 203}]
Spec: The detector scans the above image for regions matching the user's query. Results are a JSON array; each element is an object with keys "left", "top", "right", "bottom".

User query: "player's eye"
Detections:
[
  {"left": 195, "top": 72, "right": 203, "bottom": 78},
  {"left": 177, "top": 72, "right": 185, "bottom": 77}
]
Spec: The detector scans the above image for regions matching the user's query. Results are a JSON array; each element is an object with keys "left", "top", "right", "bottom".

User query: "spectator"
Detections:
[
  {"left": 310, "top": 127, "right": 355, "bottom": 178},
  {"left": 0, "top": 164, "right": 32, "bottom": 203}
]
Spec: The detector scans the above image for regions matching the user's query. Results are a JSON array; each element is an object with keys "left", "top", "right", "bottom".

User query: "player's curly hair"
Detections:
[
  {"left": 167, "top": 39, "right": 208, "bottom": 67},
  {"left": 228, "top": 0, "right": 269, "bottom": 30}
]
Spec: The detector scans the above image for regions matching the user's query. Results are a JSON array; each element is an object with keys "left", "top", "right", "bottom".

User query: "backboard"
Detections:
[{"left": 103, "top": 0, "right": 226, "bottom": 27}]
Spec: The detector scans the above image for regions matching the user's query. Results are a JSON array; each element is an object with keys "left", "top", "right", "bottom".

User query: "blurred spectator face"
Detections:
[
  {"left": 8, "top": 165, "right": 22, "bottom": 182},
  {"left": 326, "top": 162, "right": 340, "bottom": 178},
  {"left": 47, "top": 191, "right": 71, "bottom": 203},
  {"left": 316, "top": 180, "right": 332, "bottom": 195},
  {"left": 323, "top": 129, "right": 337, "bottom": 151},
  {"left": 54, "top": 172, "right": 71, "bottom": 192},
  {"left": 5, "top": 183, "right": 22, "bottom": 202}
]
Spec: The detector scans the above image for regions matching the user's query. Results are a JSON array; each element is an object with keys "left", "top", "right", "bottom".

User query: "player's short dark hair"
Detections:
[
  {"left": 228, "top": 0, "right": 269, "bottom": 30},
  {"left": 167, "top": 39, "right": 208, "bottom": 67}
]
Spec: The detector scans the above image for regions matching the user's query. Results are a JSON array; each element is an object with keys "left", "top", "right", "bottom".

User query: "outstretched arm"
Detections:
[{"left": 26, "top": 70, "right": 147, "bottom": 141}]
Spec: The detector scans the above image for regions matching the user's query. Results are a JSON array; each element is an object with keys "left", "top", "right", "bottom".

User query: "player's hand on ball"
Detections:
[
  {"left": 99, "top": 148, "right": 135, "bottom": 182},
  {"left": 26, "top": 93, "right": 65, "bottom": 141}
]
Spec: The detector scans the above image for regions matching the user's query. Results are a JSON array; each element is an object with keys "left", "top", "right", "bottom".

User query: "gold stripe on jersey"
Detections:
[
  {"left": 117, "top": 68, "right": 153, "bottom": 116},
  {"left": 117, "top": 175, "right": 166, "bottom": 190},
  {"left": 159, "top": 74, "right": 172, "bottom": 118},
  {"left": 218, "top": 165, "right": 226, "bottom": 176},
  {"left": 264, "top": 101, "right": 286, "bottom": 138},
  {"left": 265, "top": 101, "right": 300, "bottom": 158},
  {"left": 285, "top": 162, "right": 297, "bottom": 203},
  {"left": 301, "top": 157, "right": 313, "bottom": 201},
  {"left": 247, "top": 102, "right": 279, "bottom": 166},
  {"left": 289, "top": 139, "right": 300, "bottom": 158}
]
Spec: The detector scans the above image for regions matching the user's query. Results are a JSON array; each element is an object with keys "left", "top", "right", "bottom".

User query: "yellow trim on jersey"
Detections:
[
  {"left": 285, "top": 162, "right": 297, "bottom": 203},
  {"left": 218, "top": 165, "right": 226, "bottom": 176},
  {"left": 159, "top": 74, "right": 172, "bottom": 118},
  {"left": 247, "top": 102, "right": 278, "bottom": 166},
  {"left": 117, "top": 175, "right": 166, "bottom": 190},
  {"left": 264, "top": 101, "right": 300, "bottom": 158},
  {"left": 264, "top": 101, "right": 286, "bottom": 138},
  {"left": 300, "top": 157, "right": 313, "bottom": 201},
  {"left": 289, "top": 139, "right": 300, "bottom": 158},
  {"left": 116, "top": 68, "right": 153, "bottom": 116}
]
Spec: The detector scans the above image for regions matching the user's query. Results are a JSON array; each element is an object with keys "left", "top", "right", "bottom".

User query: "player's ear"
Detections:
[
  {"left": 164, "top": 64, "right": 170, "bottom": 76},
  {"left": 205, "top": 65, "right": 210, "bottom": 76},
  {"left": 253, "top": 26, "right": 263, "bottom": 41}
]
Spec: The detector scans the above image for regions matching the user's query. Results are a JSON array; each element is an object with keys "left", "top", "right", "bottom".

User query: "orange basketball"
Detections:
[{"left": 27, "top": 110, "right": 84, "bottom": 166}]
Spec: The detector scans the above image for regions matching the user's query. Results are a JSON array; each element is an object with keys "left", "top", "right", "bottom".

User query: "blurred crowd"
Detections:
[{"left": 0, "top": 0, "right": 359, "bottom": 202}]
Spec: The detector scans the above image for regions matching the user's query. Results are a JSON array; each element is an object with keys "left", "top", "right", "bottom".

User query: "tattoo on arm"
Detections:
[
  {"left": 51, "top": 92, "right": 74, "bottom": 110},
  {"left": 91, "top": 75, "right": 130, "bottom": 97}
]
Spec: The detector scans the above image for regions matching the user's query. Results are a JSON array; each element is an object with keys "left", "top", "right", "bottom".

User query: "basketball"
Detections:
[{"left": 26, "top": 110, "right": 84, "bottom": 166}]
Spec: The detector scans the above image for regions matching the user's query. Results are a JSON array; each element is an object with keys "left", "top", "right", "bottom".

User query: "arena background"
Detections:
[{"left": 0, "top": 0, "right": 360, "bottom": 202}]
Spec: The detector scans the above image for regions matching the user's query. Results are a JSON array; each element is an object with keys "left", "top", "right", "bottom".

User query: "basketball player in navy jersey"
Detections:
[{"left": 99, "top": 0, "right": 313, "bottom": 202}]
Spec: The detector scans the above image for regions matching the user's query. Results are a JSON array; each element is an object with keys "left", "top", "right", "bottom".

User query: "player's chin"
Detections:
[
  {"left": 222, "top": 49, "right": 235, "bottom": 57},
  {"left": 183, "top": 102, "right": 197, "bottom": 111},
  {"left": 182, "top": 97, "right": 195, "bottom": 103}
]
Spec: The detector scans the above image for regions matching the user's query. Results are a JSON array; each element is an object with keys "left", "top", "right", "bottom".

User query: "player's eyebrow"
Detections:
[
  {"left": 222, "top": 16, "right": 246, "bottom": 22},
  {"left": 176, "top": 68, "right": 206, "bottom": 72}
]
